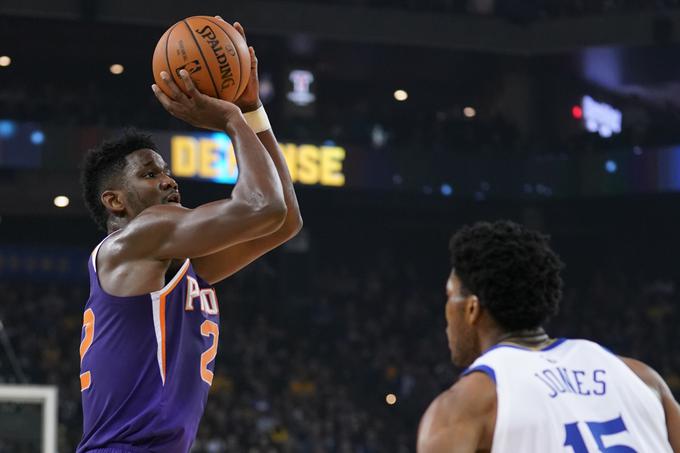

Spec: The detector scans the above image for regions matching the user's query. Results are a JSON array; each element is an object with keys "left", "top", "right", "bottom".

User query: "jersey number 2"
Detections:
[
  {"left": 564, "top": 415, "right": 637, "bottom": 452},
  {"left": 79, "top": 308, "right": 95, "bottom": 391},
  {"left": 200, "top": 320, "right": 219, "bottom": 385}
]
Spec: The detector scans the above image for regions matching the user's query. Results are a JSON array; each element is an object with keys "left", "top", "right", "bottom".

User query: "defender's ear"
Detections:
[{"left": 464, "top": 295, "right": 482, "bottom": 325}]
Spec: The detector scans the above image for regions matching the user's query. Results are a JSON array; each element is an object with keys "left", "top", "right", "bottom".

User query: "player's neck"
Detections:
[
  {"left": 107, "top": 218, "right": 128, "bottom": 234},
  {"left": 493, "top": 327, "right": 551, "bottom": 348}
]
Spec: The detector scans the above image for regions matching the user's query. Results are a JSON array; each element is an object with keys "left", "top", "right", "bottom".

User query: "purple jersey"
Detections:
[{"left": 77, "top": 236, "right": 220, "bottom": 453}]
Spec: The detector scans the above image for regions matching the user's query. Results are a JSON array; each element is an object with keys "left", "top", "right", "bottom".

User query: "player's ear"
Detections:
[
  {"left": 464, "top": 295, "right": 482, "bottom": 325},
  {"left": 101, "top": 190, "right": 126, "bottom": 215}
]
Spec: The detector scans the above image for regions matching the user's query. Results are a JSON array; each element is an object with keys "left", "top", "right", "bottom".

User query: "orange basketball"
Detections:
[{"left": 152, "top": 16, "right": 250, "bottom": 102}]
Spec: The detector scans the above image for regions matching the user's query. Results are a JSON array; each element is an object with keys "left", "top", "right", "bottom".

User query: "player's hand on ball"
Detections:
[
  {"left": 152, "top": 69, "right": 243, "bottom": 131},
  {"left": 217, "top": 18, "right": 262, "bottom": 113}
]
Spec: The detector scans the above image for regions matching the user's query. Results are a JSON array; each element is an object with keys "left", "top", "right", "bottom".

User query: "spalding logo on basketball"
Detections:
[{"left": 152, "top": 16, "right": 250, "bottom": 102}]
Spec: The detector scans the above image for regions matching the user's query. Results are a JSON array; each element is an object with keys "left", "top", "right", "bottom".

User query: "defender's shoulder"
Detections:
[
  {"left": 421, "top": 372, "right": 496, "bottom": 431},
  {"left": 619, "top": 356, "right": 667, "bottom": 398},
  {"left": 417, "top": 372, "right": 496, "bottom": 453},
  {"left": 449, "top": 371, "right": 496, "bottom": 415}
]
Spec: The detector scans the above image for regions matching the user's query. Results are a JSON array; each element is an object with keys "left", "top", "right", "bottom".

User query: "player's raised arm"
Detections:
[
  {"left": 114, "top": 69, "right": 286, "bottom": 261},
  {"left": 417, "top": 372, "right": 496, "bottom": 453},
  {"left": 621, "top": 357, "right": 680, "bottom": 451},
  {"left": 188, "top": 21, "right": 303, "bottom": 284},
  {"left": 232, "top": 21, "right": 302, "bottom": 243}
]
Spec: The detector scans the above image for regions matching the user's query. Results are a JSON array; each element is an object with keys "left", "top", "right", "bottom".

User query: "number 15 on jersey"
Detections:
[{"left": 564, "top": 415, "right": 637, "bottom": 452}]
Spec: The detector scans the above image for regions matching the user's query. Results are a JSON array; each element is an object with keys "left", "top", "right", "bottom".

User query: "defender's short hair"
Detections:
[
  {"left": 449, "top": 220, "right": 564, "bottom": 331},
  {"left": 80, "top": 129, "right": 157, "bottom": 231}
]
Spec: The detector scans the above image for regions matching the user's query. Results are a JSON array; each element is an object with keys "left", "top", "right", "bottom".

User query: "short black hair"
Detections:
[
  {"left": 80, "top": 129, "right": 157, "bottom": 231},
  {"left": 449, "top": 220, "right": 564, "bottom": 331}
]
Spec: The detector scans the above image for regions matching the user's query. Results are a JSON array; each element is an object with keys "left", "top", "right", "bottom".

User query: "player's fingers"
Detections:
[
  {"left": 151, "top": 84, "right": 181, "bottom": 115},
  {"left": 250, "top": 46, "right": 257, "bottom": 72},
  {"left": 234, "top": 22, "right": 246, "bottom": 40},
  {"left": 177, "top": 69, "right": 200, "bottom": 99},
  {"left": 159, "top": 71, "right": 187, "bottom": 102}
]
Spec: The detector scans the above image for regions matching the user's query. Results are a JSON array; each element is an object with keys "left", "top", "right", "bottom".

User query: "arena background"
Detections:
[{"left": 1, "top": 1, "right": 680, "bottom": 451}]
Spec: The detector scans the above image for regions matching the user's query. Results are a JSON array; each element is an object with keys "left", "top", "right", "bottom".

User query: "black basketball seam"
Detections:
[
  {"left": 182, "top": 19, "right": 220, "bottom": 99},
  {"left": 164, "top": 23, "right": 183, "bottom": 94},
  {"left": 201, "top": 16, "right": 245, "bottom": 98}
]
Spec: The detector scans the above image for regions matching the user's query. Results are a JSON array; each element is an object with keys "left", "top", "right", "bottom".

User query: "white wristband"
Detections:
[{"left": 243, "top": 106, "right": 271, "bottom": 133}]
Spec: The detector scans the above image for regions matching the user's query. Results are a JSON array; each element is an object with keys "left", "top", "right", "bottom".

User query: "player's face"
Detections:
[
  {"left": 445, "top": 271, "right": 479, "bottom": 368},
  {"left": 122, "top": 149, "right": 181, "bottom": 216}
]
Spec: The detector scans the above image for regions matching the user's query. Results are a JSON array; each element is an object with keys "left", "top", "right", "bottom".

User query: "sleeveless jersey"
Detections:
[
  {"left": 462, "top": 338, "right": 672, "bottom": 453},
  {"left": 77, "top": 236, "right": 220, "bottom": 453}
]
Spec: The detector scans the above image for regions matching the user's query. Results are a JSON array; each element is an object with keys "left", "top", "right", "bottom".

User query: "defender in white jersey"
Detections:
[{"left": 417, "top": 221, "right": 680, "bottom": 453}]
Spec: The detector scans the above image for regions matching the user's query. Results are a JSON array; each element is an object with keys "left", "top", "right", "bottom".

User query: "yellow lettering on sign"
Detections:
[
  {"left": 320, "top": 146, "right": 345, "bottom": 186},
  {"left": 298, "top": 145, "right": 320, "bottom": 184},
  {"left": 170, "top": 136, "right": 346, "bottom": 186},
  {"left": 171, "top": 136, "right": 199, "bottom": 177},
  {"left": 199, "top": 139, "right": 220, "bottom": 178}
]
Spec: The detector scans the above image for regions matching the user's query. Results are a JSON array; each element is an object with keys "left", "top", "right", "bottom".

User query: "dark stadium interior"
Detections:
[{"left": 1, "top": 0, "right": 680, "bottom": 451}]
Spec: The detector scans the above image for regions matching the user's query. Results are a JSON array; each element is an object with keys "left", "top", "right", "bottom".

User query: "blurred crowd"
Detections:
[
  {"left": 0, "top": 79, "right": 522, "bottom": 155},
  {"left": 288, "top": 0, "right": 680, "bottom": 18},
  {"left": 3, "top": 77, "right": 680, "bottom": 158},
  {"left": 0, "top": 240, "right": 678, "bottom": 452}
]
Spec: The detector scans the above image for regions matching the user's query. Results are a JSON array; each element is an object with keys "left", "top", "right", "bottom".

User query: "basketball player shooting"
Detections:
[
  {"left": 417, "top": 221, "right": 680, "bottom": 453},
  {"left": 76, "top": 23, "right": 302, "bottom": 452}
]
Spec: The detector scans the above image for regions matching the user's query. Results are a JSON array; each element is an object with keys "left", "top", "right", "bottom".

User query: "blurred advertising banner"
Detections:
[
  {"left": 163, "top": 133, "right": 345, "bottom": 187},
  {"left": 4, "top": 121, "right": 680, "bottom": 199}
]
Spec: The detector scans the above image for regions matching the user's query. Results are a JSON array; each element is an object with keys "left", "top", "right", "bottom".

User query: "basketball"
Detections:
[{"left": 152, "top": 16, "right": 250, "bottom": 102}]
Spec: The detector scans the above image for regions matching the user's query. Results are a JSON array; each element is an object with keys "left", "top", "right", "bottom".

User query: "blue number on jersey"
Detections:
[{"left": 564, "top": 415, "right": 637, "bottom": 452}]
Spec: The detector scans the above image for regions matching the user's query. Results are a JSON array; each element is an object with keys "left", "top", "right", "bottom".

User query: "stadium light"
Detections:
[
  {"left": 31, "top": 130, "right": 45, "bottom": 145},
  {"left": 0, "top": 56, "right": 11, "bottom": 67},
  {"left": 605, "top": 160, "right": 617, "bottom": 173},
  {"left": 54, "top": 196, "right": 70, "bottom": 208},
  {"left": 0, "top": 120, "right": 16, "bottom": 138},
  {"left": 385, "top": 393, "right": 397, "bottom": 405},
  {"left": 110, "top": 64, "right": 125, "bottom": 75},
  {"left": 582, "top": 95, "right": 621, "bottom": 138},
  {"left": 463, "top": 106, "right": 476, "bottom": 118},
  {"left": 393, "top": 90, "right": 408, "bottom": 101}
]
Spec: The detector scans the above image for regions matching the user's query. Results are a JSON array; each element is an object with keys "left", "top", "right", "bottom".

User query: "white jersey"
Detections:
[{"left": 463, "top": 338, "right": 672, "bottom": 453}]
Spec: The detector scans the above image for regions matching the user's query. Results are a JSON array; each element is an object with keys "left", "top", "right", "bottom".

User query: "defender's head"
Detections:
[
  {"left": 445, "top": 220, "right": 563, "bottom": 367},
  {"left": 80, "top": 129, "right": 181, "bottom": 232}
]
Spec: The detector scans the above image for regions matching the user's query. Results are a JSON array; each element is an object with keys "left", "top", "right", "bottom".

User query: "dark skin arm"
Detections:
[
  {"left": 97, "top": 70, "right": 286, "bottom": 296},
  {"left": 621, "top": 357, "right": 680, "bottom": 451},
  {"left": 140, "top": 70, "right": 286, "bottom": 261},
  {"left": 191, "top": 21, "right": 303, "bottom": 284},
  {"left": 417, "top": 372, "right": 496, "bottom": 453}
]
